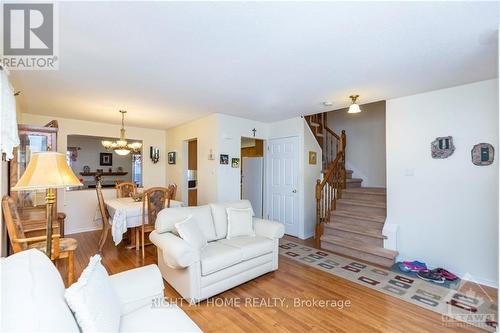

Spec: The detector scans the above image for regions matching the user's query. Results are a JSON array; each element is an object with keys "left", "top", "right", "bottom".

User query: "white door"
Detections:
[
  {"left": 242, "top": 157, "right": 263, "bottom": 218},
  {"left": 266, "top": 136, "right": 299, "bottom": 236}
]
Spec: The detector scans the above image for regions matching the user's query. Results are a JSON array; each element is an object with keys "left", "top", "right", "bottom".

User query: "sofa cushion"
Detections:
[
  {"left": 64, "top": 255, "right": 121, "bottom": 332},
  {"left": 219, "top": 236, "right": 274, "bottom": 260},
  {"left": 209, "top": 200, "right": 255, "bottom": 239},
  {"left": 1, "top": 249, "right": 80, "bottom": 332},
  {"left": 200, "top": 242, "right": 242, "bottom": 276},
  {"left": 156, "top": 205, "right": 217, "bottom": 241},
  {"left": 120, "top": 303, "right": 201, "bottom": 332},
  {"left": 175, "top": 216, "right": 207, "bottom": 251},
  {"left": 226, "top": 207, "right": 255, "bottom": 239}
]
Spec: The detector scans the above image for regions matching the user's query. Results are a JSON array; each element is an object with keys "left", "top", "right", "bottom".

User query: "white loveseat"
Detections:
[
  {"left": 150, "top": 200, "right": 285, "bottom": 303},
  {"left": 1, "top": 249, "right": 201, "bottom": 332}
]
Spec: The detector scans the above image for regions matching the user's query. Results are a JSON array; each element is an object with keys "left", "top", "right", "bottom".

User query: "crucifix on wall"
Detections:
[{"left": 251, "top": 128, "right": 256, "bottom": 137}]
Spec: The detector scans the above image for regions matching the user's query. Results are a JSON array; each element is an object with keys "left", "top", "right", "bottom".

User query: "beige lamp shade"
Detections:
[{"left": 11, "top": 152, "right": 82, "bottom": 191}]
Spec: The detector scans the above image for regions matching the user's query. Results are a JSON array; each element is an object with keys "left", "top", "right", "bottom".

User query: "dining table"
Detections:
[{"left": 96, "top": 196, "right": 183, "bottom": 246}]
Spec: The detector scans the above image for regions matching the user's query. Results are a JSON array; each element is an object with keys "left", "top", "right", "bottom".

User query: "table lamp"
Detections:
[{"left": 11, "top": 152, "right": 81, "bottom": 256}]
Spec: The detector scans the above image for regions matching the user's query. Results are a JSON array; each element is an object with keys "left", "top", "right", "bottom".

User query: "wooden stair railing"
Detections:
[
  {"left": 314, "top": 130, "right": 346, "bottom": 247},
  {"left": 304, "top": 113, "right": 341, "bottom": 169}
]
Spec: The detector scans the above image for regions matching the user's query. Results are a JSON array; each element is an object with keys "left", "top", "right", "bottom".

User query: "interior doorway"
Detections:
[
  {"left": 187, "top": 139, "right": 197, "bottom": 206},
  {"left": 266, "top": 136, "right": 299, "bottom": 237},
  {"left": 241, "top": 137, "right": 264, "bottom": 218}
]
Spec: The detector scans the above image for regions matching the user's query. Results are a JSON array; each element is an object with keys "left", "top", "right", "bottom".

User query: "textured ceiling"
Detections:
[{"left": 10, "top": 1, "right": 499, "bottom": 129}]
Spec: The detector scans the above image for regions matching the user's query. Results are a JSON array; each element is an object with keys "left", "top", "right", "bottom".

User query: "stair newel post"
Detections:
[{"left": 315, "top": 179, "right": 322, "bottom": 247}]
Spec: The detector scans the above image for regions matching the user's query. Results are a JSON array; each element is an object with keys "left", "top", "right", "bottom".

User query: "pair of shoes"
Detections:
[
  {"left": 435, "top": 268, "right": 458, "bottom": 281},
  {"left": 417, "top": 269, "right": 445, "bottom": 284},
  {"left": 398, "top": 260, "right": 428, "bottom": 273},
  {"left": 417, "top": 268, "right": 458, "bottom": 283}
]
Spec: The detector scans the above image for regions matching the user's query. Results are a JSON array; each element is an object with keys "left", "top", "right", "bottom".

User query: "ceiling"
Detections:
[{"left": 10, "top": 1, "right": 499, "bottom": 129}]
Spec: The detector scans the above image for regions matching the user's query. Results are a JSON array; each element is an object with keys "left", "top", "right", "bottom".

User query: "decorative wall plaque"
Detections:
[
  {"left": 431, "top": 136, "right": 455, "bottom": 159},
  {"left": 471, "top": 143, "right": 494, "bottom": 166},
  {"left": 309, "top": 151, "right": 317, "bottom": 165}
]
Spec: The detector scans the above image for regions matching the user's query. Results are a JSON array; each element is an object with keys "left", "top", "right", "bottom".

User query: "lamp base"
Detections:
[{"left": 45, "top": 188, "right": 56, "bottom": 257}]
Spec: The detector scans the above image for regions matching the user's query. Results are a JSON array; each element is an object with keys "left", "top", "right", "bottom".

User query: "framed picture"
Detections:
[
  {"left": 220, "top": 154, "right": 229, "bottom": 165},
  {"left": 168, "top": 152, "right": 176, "bottom": 164},
  {"left": 100, "top": 153, "right": 113, "bottom": 166},
  {"left": 231, "top": 158, "right": 240, "bottom": 168},
  {"left": 309, "top": 151, "right": 317, "bottom": 165}
]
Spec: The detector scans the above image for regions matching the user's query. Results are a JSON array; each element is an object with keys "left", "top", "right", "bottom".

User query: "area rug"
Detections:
[{"left": 279, "top": 240, "right": 497, "bottom": 332}]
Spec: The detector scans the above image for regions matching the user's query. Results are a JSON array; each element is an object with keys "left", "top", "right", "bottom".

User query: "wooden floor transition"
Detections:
[{"left": 58, "top": 230, "right": 496, "bottom": 333}]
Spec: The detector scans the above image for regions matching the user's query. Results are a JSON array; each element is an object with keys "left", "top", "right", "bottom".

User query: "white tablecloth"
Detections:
[{"left": 95, "top": 197, "right": 183, "bottom": 245}]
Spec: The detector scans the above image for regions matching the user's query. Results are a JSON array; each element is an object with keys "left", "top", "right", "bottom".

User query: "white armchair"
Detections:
[{"left": 1, "top": 249, "right": 201, "bottom": 332}]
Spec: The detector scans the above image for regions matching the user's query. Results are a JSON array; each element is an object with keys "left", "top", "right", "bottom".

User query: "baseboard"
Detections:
[
  {"left": 65, "top": 226, "right": 101, "bottom": 235},
  {"left": 301, "top": 230, "right": 315, "bottom": 240}
]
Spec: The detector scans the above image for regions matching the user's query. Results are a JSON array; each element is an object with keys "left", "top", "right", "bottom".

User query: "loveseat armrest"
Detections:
[
  {"left": 254, "top": 218, "right": 285, "bottom": 239},
  {"left": 150, "top": 230, "right": 200, "bottom": 269},
  {"left": 110, "top": 264, "right": 164, "bottom": 315}
]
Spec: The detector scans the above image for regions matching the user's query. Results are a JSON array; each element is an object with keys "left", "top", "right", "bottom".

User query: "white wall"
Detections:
[
  {"left": 328, "top": 101, "right": 386, "bottom": 187},
  {"left": 19, "top": 113, "right": 167, "bottom": 234},
  {"left": 302, "top": 122, "right": 322, "bottom": 238},
  {"left": 216, "top": 114, "right": 268, "bottom": 203},
  {"left": 165, "top": 114, "right": 219, "bottom": 205},
  {"left": 166, "top": 114, "right": 322, "bottom": 239},
  {"left": 386, "top": 79, "right": 499, "bottom": 287}
]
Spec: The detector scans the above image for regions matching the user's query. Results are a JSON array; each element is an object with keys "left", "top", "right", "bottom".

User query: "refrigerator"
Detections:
[{"left": 242, "top": 157, "right": 263, "bottom": 218}]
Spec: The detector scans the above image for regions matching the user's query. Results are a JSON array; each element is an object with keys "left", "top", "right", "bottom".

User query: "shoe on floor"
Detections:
[
  {"left": 401, "top": 260, "right": 428, "bottom": 272},
  {"left": 435, "top": 268, "right": 458, "bottom": 281},
  {"left": 417, "top": 269, "right": 445, "bottom": 284}
]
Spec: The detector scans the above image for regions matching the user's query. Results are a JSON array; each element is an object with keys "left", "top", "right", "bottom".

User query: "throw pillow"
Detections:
[
  {"left": 64, "top": 255, "right": 121, "bottom": 332},
  {"left": 175, "top": 216, "right": 208, "bottom": 250},
  {"left": 226, "top": 207, "right": 255, "bottom": 239}
]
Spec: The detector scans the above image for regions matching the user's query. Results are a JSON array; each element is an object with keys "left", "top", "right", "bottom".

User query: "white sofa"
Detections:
[
  {"left": 150, "top": 200, "right": 285, "bottom": 304},
  {"left": 1, "top": 249, "right": 201, "bottom": 332}
]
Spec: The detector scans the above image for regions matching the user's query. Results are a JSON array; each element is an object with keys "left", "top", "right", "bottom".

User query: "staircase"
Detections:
[{"left": 305, "top": 113, "right": 398, "bottom": 268}]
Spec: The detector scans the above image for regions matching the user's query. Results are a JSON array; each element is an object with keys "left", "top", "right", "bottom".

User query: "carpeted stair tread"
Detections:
[
  {"left": 331, "top": 210, "right": 386, "bottom": 223},
  {"left": 325, "top": 223, "right": 386, "bottom": 239},
  {"left": 343, "top": 187, "right": 386, "bottom": 195},
  {"left": 321, "top": 235, "right": 398, "bottom": 260},
  {"left": 337, "top": 198, "right": 386, "bottom": 209}
]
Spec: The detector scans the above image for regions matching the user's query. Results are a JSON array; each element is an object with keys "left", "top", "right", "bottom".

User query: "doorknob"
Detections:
[{"left": 292, "top": 189, "right": 297, "bottom": 193}]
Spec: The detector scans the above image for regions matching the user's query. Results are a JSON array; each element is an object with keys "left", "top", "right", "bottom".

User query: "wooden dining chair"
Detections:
[
  {"left": 167, "top": 183, "right": 178, "bottom": 201},
  {"left": 116, "top": 182, "right": 137, "bottom": 198},
  {"left": 96, "top": 181, "right": 111, "bottom": 253},
  {"left": 166, "top": 183, "right": 178, "bottom": 206},
  {"left": 1, "top": 195, "right": 78, "bottom": 285},
  {"left": 140, "top": 187, "right": 169, "bottom": 259}
]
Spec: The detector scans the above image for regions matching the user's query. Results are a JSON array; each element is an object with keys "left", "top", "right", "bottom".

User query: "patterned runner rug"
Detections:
[{"left": 279, "top": 240, "right": 497, "bottom": 332}]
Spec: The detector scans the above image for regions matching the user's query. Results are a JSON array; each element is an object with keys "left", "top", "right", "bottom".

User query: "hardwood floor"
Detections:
[{"left": 60, "top": 230, "right": 495, "bottom": 333}]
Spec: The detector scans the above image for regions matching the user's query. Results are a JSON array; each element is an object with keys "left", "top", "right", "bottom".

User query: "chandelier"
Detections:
[{"left": 101, "top": 110, "right": 142, "bottom": 156}]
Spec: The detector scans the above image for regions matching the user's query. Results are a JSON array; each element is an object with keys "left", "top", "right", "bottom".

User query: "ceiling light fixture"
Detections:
[
  {"left": 101, "top": 110, "right": 142, "bottom": 156},
  {"left": 348, "top": 95, "right": 362, "bottom": 114}
]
